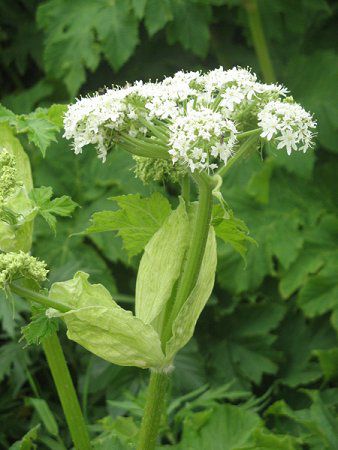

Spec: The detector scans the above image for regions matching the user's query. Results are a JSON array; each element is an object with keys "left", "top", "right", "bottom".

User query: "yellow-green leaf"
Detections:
[
  {"left": 135, "top": 199, "right": 189, "bottom": 325},
  {"left": 165, "top": 227, "right": 217, "bottom": 362},
  {"left": 49, "top": 272, "right": 165, "bottom": 369}
]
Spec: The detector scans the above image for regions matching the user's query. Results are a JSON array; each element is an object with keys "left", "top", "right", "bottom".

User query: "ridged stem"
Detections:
[
  {"left": 137, "top": 371, "right": 170, "bottom": 450},
  {"left": 43, "top": 333, "right": 92, "bottom": 450}
]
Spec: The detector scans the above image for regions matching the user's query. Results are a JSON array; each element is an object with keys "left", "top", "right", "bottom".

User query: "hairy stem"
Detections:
[
  {"left": 242, "top": 0, "right": 276, "bottom": 82},
  {"left": 43, "top": 333, "right": 92, "bottom": 450},
  {"left": 137, "top": 371, "right": 170, "bottom": 450}
]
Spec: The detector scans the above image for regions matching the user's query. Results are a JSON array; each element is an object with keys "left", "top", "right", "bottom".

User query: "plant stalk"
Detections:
[
  {"left": 242, "top": 0, "right": 276, "bottom": 83},
  {"left": 10, "top": 283, "right": 69, "bottom": 312},
  {"left": 43, "top": 333, "right": 92, "bottom": 450},
  {"left": 162, "top": 172, "right": 215, "bottom": 345},
  {"left": 137, "top": 371, "right": 170, "bottom": 450},
  {"left": 138, "top": 172, "right": 214, "bottom": 449}
]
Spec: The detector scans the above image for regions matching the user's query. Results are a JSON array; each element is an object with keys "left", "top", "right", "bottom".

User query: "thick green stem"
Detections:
[
  {"left": 242, "top": 0, "right": 276, "bottom": 83},
  {"left": 43, "top": 333, "right": 92, "bottom": 450},
  {"left": 137, "top": 371, "right": 170, "bottom": 450},
  {"left": 162, "top": 172, "right": 215, "bottom": 344}
]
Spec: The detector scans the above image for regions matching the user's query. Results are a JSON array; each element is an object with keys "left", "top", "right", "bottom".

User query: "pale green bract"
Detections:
[
  {"left": 165, "top": 227, "right": 217, "bottom": 361},
  {"left": 135, "top": 199, "right": 189, "bottom": 325},
  {"left": 48, "top": 200, "right": 218, "bottom": 370},
  {"left": 0, "top": 124, "right": 35, "bottom": 252},
  {"left": 49, "top": 272, "right": 165, "bottom": 369}
]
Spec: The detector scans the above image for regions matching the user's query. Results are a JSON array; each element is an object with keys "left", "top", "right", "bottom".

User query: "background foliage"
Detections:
[{"left": 0, "top": 0, "right": 337, "bottom": 448}]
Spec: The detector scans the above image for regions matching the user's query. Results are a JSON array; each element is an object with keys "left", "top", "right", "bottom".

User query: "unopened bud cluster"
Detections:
[{"left": 0, "top": 251, "right": 48, "bottom": 289}]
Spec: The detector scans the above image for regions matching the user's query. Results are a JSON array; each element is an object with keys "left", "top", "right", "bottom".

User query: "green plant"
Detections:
[
  {"left": 1, "top": 1, "right": 337, "bottom": 449},
  {"left": 0, "top": 62, "right": 318, "bottom": 448}
]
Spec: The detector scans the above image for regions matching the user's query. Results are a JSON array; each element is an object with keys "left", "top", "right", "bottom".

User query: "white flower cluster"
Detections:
[
  {"left": 64, "top": 67, "right": 316, "bottom": 173},
  {"left": 169, "top": 106, "right": 237, "bottom": 171},
  {"left": 258, "top": 100, "right": 317, "bottom": 154},
  {"left": 0, "top": 251, "right": 48, "bottom": 289}
]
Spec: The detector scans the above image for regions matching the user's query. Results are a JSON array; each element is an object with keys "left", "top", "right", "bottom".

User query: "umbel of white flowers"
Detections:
[{"left": 64, "top": 67, "right": 316, "bottom": 173}]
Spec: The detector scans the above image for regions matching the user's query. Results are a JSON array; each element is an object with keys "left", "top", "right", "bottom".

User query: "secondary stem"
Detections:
[
  {"left": 10, "top": 283, "right": 69, "bottom": 312},
  {"left": 242, "top": 0, "right": 276, "bottom": 83},
  {"left": 43, "top": 333, "right": 92, "bottom": 450},
  {"left": 10, "top": 283, "right": 90, "bottom": 448},
  {"left": 137, "top": 371, "right": 170, "bottom": 450}
]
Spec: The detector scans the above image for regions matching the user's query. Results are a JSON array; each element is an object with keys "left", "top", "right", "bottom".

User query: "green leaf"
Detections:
[
  {"left": 241, "top": 428, "right": 300, "bottom": 450},
  {"left": 37, "top": 0, "right": 139, "bottom": 95},
  {"left": 16, "top": 112, "right": 59, "bottom": 156},
  {"left": 49, "top": 272, "right": 165, "bottom": 368},
  {"left": 144, "top": 0, "right": 172, "bottom": 36},
  {"left": 135, "top": 199, "right": 189, "bottom": 324},
  {"left": 275, "top": 310, "right": 336, "bottom": 388},
  {"left": 266, "top": 390, "right": 338, "bottom": 450},
  {"left": 0, "top": 342, "right": 29, "bottom": 387},
  {"left": 47, "top": 104, "right": 68, "bottom": 128},
  {"left": 165, "top": 227, "right": 217, "bottom": 361},
  {"left": 131, "top": 0, "right": 147, "bottom": 19},
  {"left": 85, "top": 192, "right": 171, "bottom": 257},
  {"left": 280, "top": 214, "right": 338, "bottom": 317},
  {"left": 314, "top": 348, "right": 338, "bottom": 381},
  {"left": 21, "top": 305, "right": 59, "bottom": 346},
  {"left": 0, "top": 104, "right": 16, "bottom": 124},
  {"left": 285, "top": 50, "right": 338, "bottom": 153},
  {"left": 211, "top": 302, "right": 286, "bottom": 386},
  {"left": 297, "top": 268, "right": 338, "bottom": 318},
  {"left": 0, "top": 103, "right": 63, "bottom": 156},
  {"left": 29, "top": 186, "right": 77, "bottom": 231},
  {"left": 166, "top": 1, "right": 211, "bottom": 57},
  {"left": 9, "top": 424, "right": 40, "bottom": 450},
  {"left": 217, "top": 163, "right": 322, "bottom": 294},
  {"left": 26, "top": 398, "right": 59, "bottom": 436},
  {"left": 176, "top": 404, "right": 261, "bottom": 449},
  {"left": 213, "top": 205, "right": 255, "bottom": 260},
  {"left": 2, "top": 80, "right": 54, "bottom": 114},
  {"left": 98, "top": 0, "right": 139, "bottom": 72},
  {"left": 246, "top": 158, "right": 274, "bottom": 204}
]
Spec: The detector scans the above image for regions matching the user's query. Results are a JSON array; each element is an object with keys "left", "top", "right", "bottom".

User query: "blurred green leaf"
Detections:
[
  {"left": 9, "top": 424, "right": 40, "bottom": 450},
  {"left": 26, "top": 398, "right": 59, "bottom": 437}
]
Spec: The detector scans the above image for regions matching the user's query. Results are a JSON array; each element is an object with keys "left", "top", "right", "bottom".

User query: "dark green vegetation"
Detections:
[{"left": 0, "top": 0, "right": 337, "bottom": 448}]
